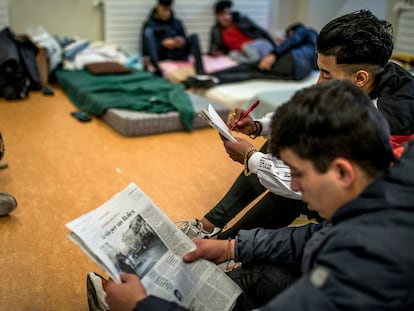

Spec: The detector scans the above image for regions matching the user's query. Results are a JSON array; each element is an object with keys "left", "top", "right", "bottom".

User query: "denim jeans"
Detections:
[{"left": 209, "top": 53, "right": 295, "bottom": 84}]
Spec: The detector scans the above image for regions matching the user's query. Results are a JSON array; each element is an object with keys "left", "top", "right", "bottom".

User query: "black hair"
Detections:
[
  {"left": 317, "top": 10, "right": 393, "bottom": 67},
  {"left": 269, "top": 80, "right": 394, "bottom": 177},
  {"left": 158, "top": 0, "right": 173, "bottom": 6},
  {"left": 215, "top": 0, "right": 232, "bottom": 14},
  {"left": 286, "top": 22, "right": 304, "bottom": 33}
]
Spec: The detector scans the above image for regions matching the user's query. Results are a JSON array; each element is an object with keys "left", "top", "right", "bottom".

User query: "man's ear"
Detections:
[
  {"left": 332, "top": 158, "right": 356, "bottom": 187},
  {"left": 352, "top": 70, "right": 370, "bottom": 88}
]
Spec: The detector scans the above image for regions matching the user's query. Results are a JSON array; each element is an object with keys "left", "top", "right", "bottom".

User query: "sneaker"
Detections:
[
  {"left": 86, "top": 272, "right": 109, "bottom": 311},
  {"left": 194, "top": 75, "right": 219, "bottom": 88},
  {"left": 175, "top": 219, "right": 222, "bottom": 239},
  {"left": 0, "top": 192, "right": 17, "bottom": 216},
  {"left": 181, "top": 76, "right": 197, "bottom": 89}
]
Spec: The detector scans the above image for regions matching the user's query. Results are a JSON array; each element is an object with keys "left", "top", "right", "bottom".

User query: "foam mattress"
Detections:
[{"left": 101, "top": 93, "right": 230, "bottom": 137}]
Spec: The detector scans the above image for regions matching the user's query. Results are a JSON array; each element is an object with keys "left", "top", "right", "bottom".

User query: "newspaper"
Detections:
[
  {"left": 199, "top": 104, "right": 237, "bottom": 142},
  {"left": 66, "top": 182, "right": 242, "bottom": 311}
]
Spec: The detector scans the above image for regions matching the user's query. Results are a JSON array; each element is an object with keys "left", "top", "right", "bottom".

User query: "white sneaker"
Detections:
[
  {"left": 86, "top": 272, "right": 109, "bottom": 311},
  {"left": 175, "top": 219, "right": 222, "bottom": 239},
  {"left": 195, "top": 74, "right": 219, "bottom": 83}
]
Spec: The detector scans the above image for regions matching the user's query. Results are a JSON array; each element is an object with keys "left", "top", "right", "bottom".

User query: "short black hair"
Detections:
[
  {"left": 158, "top": 0, "right": 173, "bottom": 6},
  {"left": 215, "top": 0, "right": 232, "bottom": 14},
  {"left": 317, "top": 10, "right": 393, "bottom": 67},
  {"left": 269, "top": 80, "right": 394, "bottom": 177}
]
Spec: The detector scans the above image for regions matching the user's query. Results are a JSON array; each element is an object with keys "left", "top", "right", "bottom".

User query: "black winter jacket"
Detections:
[
  {"left": 134, "top": 140, "right": 414, "bottom": 310},
  {"left": 236, "top": 140, "right": 414, "bottom": 310},
  {"left": 369, "top": 62, "right": 414, "bottom": 147},
  {"left": 141, "top": 8, "right": 187, "bottom": 56},
  {"left": 208, "top": 11, "right": 275, "bottom": 55}
]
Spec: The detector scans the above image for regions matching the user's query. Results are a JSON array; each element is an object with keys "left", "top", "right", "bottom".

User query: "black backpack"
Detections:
[{"left": 0, "top": 27, "right": 41, "bottom": 100}]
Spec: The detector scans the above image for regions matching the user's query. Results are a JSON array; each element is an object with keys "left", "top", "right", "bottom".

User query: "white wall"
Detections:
[
  {"left": 306, "top": 0, "right": 388, "bottom": 31},
  {"left": 7, "top": 0, "right": 398, "bottom": 43}
]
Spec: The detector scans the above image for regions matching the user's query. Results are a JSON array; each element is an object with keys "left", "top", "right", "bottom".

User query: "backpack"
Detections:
[
  {"left": 0, "top": 27, "right": 41, "bottom": 100},
  {"left": 0, "top": 59, "right": 30, "bottom": 100}
]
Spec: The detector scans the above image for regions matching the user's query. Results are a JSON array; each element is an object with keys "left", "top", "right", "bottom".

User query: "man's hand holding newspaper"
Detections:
[{"left": 66, "top": 183, "right": 241, "bottom": 311}]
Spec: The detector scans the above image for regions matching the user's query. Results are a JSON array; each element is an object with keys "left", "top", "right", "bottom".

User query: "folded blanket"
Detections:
[{"left": 56, "top": 69, "right": 194, "bottom": 130}]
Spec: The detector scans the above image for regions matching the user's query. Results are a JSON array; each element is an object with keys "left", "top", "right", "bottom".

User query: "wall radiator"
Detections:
[
  {"left": 0, "top": 0, "right": 9, "bottom": 29},
  {"left": 103, "top": 0, "right": 270, "bottom": 55},
  {"left": 394, "top": 7, "right": 414, "bottom": 55}
]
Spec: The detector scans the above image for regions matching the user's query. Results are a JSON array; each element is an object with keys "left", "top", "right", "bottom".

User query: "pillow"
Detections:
[{"left": 84, "top": 62, "right": 132, "bottom": 75}]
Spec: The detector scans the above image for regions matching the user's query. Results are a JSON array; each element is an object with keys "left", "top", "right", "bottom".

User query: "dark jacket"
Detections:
[
  {"left": 141, "top": 7, "right": 187, "bottom": 56},
  {"left": 235, "top": 140, "right": 414, "bottom": 310},
  {"left": 134, "top": 140, "right": 414, "bottom": 310},
  {"left": 208, "top": 11, "right": 275, "bottom": 55},
  {"left": 369, "top": 62, "right": 414, "bottom": 147},
  {"left": 273, "top": 24, "right": 318, "bottom": 80}
]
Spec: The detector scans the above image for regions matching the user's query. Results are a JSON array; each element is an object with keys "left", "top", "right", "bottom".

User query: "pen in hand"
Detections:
[{"left": 231, "top": 100, "right": 260, "bottom": 130}]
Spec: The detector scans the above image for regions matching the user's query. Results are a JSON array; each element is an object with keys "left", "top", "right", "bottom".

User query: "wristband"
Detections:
[
  {"left": 243, "top": 146, "right": 257, "bottom": 176},
  {"left": 249, "top": 121, "right": 262, "bottom": 139}
]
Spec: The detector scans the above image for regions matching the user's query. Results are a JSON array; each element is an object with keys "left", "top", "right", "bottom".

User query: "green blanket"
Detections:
[{"left": 56, "top": 69, "right": 194, "bottom": 130}]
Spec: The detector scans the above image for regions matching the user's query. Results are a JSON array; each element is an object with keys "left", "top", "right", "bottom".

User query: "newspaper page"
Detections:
[
  {"left": 66, "top": 182, "right": 242, "bottom": 311},
  {"left": 199, "top": 104, "right": 237, "bottom": 142}
]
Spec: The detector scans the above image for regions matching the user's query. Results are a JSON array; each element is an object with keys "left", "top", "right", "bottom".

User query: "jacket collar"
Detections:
[{"left": 331, "top": 140, "right": 414, "bottom": 224}]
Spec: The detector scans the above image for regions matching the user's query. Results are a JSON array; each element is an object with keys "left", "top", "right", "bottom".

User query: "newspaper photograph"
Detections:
[{"left": 66, "top": 182, "right": 242, "bottom": 311}]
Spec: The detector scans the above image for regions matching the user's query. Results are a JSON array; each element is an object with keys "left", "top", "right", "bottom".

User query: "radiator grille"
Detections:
[
  {"left": 394, "top": 8, "right": 414, "bottom": 55},
  {"left": 0, "top": 0, "right": 9, "bottom": 29},
  {"left": 103, "top": 0, "right": 270, "bottom": 55}
]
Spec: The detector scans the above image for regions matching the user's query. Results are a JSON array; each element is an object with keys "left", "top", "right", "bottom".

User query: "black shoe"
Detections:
[
  {"left": 192, "top": 75, "right": 219, "bottom": 89},
  {"left": 182, "top": 77, "right": 197, "bottom": 89}
]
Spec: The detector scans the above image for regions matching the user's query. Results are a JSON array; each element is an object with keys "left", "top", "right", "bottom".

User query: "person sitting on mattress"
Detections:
[
  {"left": 177, "top": 10, "right": 414, "bottom": 240},
  {"left": 141, "top": 0, "right": 205, "bottom": 77},
  {"left": 182, "top": 17, "right": 318, "bottom": 88},
  {"left": 209, "top": 0, "right": 276, "bottom": 64}
]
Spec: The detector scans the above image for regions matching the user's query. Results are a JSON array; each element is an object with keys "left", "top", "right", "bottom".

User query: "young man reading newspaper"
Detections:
[{"left": 91, "top": 81, "right": 414, "bottom": 310}]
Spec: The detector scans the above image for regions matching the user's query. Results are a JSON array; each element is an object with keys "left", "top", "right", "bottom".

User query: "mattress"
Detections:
[
  {"left": 101, "top": 92, "right": 230, "bottom": 137},
  {"left": 204, "top": 71, "right": 320, "bottom": 110},
  {"left": 56, "top": 69, "right": 230, "bottom": 137}
]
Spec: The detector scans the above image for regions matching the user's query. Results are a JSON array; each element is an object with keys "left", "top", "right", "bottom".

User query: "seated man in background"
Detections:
[
  {"left": 101, "top": 80, "right": 414, "bottom": 310},
  {"left": 141, "top": 0, "right": 205, "bottom": 77},
  {"left": 209, "top": 0, "right": 276, "bottom": 64},
  {"left": 183, "top": 19, "right": 318, "bottom": 88},
  {"left": 180, "top": 9, "right": 414, "bottom": 239}
]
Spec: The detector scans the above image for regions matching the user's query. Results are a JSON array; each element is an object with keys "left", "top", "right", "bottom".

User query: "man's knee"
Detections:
[{"left": 187, "top": 34, "right": 199, "bottom": 43}]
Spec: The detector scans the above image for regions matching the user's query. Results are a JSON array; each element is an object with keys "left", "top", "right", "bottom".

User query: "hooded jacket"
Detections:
[
  {"left": 141, "top": 7, "right": 187, "bottom": 56},
  {"left": 208, "top": 11, "right": 275, "bottom": 55},
  {"left": 370, "top": 62, "right": 414, "bottom": 147},
  {"left": 235, "top": 140, "right": 414, "bottom": 310},
  {"left": 134, "top": 140, "right": 414, "bottom": 310}
]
